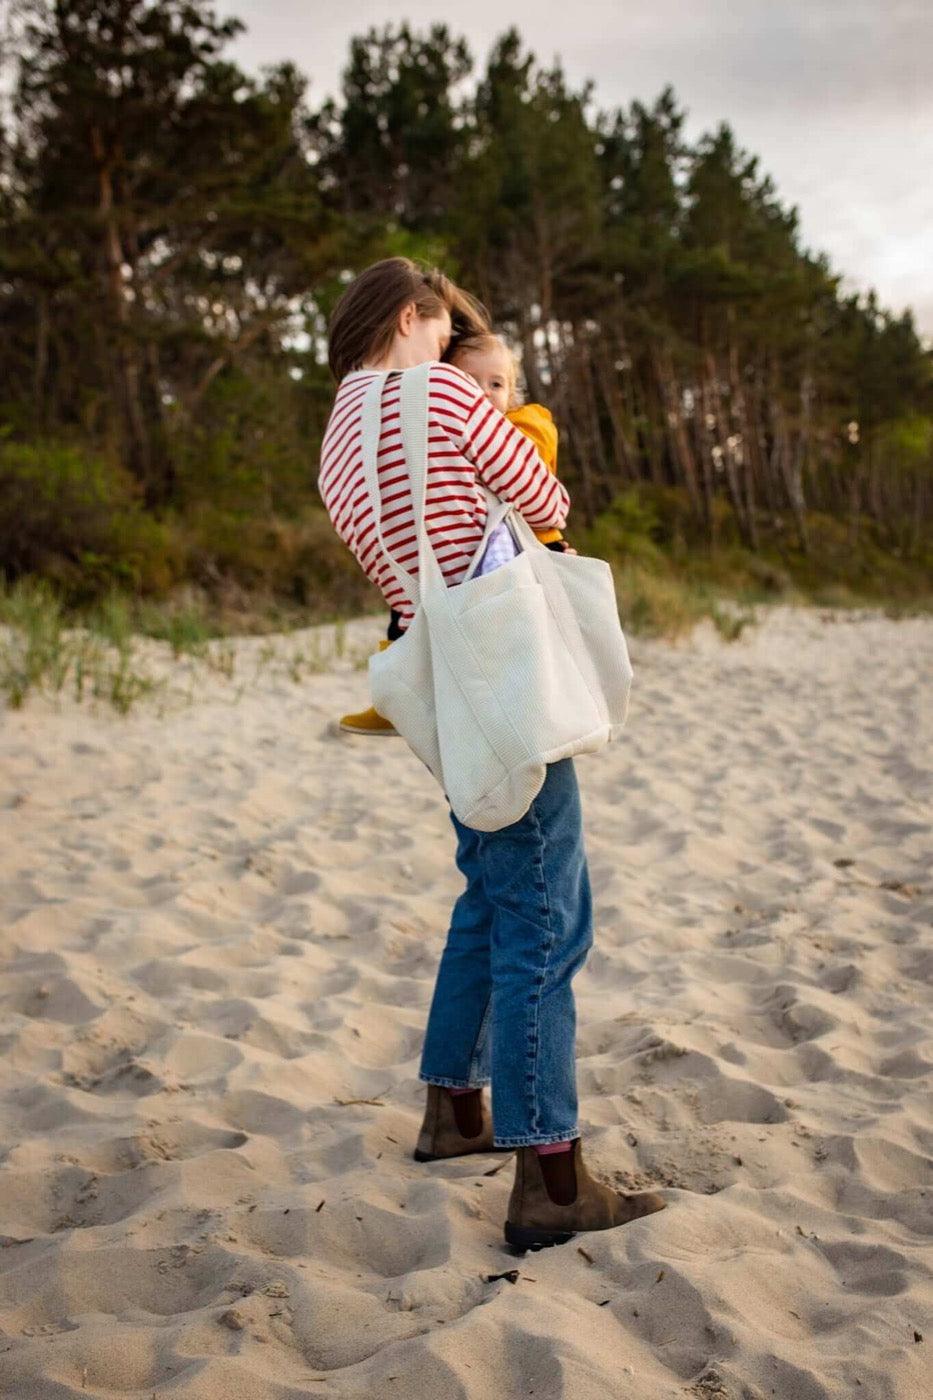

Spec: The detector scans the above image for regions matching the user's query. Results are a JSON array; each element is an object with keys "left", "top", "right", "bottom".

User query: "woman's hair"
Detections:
[
  {"left": 449, "top": 331, "right": 521, "bottom": 409},
  {"left": 327, "top": 257, "right": 491, "bottom": 381}
]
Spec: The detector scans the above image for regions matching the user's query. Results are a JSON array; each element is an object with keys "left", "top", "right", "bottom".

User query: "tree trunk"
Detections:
[
  {"left": 751, "top": 361, "right": 780, "bottom": 517},
  {"left": 787, "top": 369, "right": 812, "bottom": 553},
  {"left": 593, "top": 336, "right": 636, "bottom": 485},
  {"left": 771, "top": 395, "right": 809, "bottom": 554},
  {"left": 519, "top": 311, "right": 546, "bottom": 405},
  {"left": 556, "top": 333, "right": 598, "bottom": 526},
  {"left": 766, "top": 358, "right": 809, "bottom": 553},
  {"left": 580, "top": 341, "right": 608, "bottom": 516},
  {"left": 909, "top": 475, "right": 925, "bottom": 557},
  {"left": 727, "top": 338, "right": 759, "bottom": 549},
  {"left": 652, "top": 343, "right": 703, "bottom": 522},
  {"left": 34, "top": 292, "right": 50, "bottom": 423},
  {"left": 90, "top": 125, "right": 152, "bottom": 490},
  {"left": 639, "top": 366, "right": 667, "bottom": 487},
  {"left": 706, "top": 351, "right": 750, "bottom": 547},
  {"left": 695, "top": 368, "right": 717, "bottom": 540}
]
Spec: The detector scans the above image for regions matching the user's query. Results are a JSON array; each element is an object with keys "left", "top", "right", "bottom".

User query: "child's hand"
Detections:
[{"left": 545, "top": 539, "right": 577, "bottom": 555}]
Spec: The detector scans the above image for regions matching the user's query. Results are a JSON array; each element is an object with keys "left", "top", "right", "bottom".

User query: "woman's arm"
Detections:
[{"left": 434, "top": 366, "right": 570, "bottom": 532}]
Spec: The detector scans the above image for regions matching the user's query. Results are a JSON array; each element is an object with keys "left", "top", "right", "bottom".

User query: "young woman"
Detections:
[{"left": 318, "top": 256, "right": 667, "bottom": 1251}]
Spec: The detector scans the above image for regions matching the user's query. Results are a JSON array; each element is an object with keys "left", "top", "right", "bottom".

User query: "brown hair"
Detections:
[
  {"left": 327, "top": 257, "right": 491, "bottom": 381},
  {"left": 449, "top": 331, "right": 521, "bottom": 409}
]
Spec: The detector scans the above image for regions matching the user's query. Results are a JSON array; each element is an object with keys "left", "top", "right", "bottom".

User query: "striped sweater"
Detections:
[{"left": 317, "top": 362, "right": 570, "bottom": 629}]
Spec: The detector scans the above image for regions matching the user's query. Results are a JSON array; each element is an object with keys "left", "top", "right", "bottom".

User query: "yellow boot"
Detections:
[{"left": 338, "top": 640, "right": 398, "bottom": 735}]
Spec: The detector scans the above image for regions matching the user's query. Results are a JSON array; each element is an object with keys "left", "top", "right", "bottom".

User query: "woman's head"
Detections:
[
  {"left": 327, "top": 257, "right": 491, "bottom": 380},
  {"left": 449, "top": 332, "right": 519, "bottom": 414}
]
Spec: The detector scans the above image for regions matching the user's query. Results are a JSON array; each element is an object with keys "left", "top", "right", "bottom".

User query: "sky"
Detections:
[{"left": 218, "top": 0, "right": 933, "bottom": 341}]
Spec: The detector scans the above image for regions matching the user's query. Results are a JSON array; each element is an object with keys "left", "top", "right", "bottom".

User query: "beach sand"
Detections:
[{"left": 1, "top": 606, "right": 931, "bottom": 1399}]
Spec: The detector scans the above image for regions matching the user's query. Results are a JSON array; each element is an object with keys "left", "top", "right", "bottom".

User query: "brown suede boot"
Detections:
[
  {"left": 413, "top": 1084, "right": 511, "bottom": 1162},
  {"left": 504, "top": 1138, "right": 667, "bottom": 1252}
]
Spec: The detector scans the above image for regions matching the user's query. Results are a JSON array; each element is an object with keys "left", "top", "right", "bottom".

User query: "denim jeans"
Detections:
[{"left": 418, "top": 758, "right": 594, "bottom": 1147}]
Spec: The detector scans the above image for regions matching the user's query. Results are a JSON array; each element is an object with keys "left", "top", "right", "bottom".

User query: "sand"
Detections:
[{"left": 1, "top": 605, "right": 931, "bottom": 1399}]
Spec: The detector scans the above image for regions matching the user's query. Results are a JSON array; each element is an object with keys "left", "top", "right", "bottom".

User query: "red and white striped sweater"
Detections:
[{"left": 317, "top": 362, "right": 570, "bottom": 629}]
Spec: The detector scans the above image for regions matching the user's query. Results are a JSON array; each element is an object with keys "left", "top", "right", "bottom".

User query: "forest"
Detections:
[{"left": 2, "top": 0, "right": 931, "bottom": 633}]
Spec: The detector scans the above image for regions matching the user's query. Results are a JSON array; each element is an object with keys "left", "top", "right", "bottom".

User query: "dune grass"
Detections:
[
  {"left": 2, "top": 490, "right": 929, "bottom": 712},
  {"left": 0, "top": 580, "right": 162, "bottom": 713},
  {"left": 0, "top": 581, "right": 358, "bottom": 712}
]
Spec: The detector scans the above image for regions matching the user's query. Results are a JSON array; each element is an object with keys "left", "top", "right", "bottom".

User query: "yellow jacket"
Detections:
[{"left": 505, "top": 403, "right": 563, "bottom": 544}]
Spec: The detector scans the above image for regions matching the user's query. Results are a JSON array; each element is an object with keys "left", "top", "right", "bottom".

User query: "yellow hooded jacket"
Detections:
[{"left": 505, "top": 403, "right": 563, "bottom": 545}]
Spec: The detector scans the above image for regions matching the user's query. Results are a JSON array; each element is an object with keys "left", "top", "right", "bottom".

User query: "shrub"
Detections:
[
  {"left": 168, "top": 368, "right": 323, "bottom": 518},
  {"left": 0, "top": 439, "right": 179, "bottom": 599},
  {"left": 176, "top": 505, "right": 380, "bottom": 618}
]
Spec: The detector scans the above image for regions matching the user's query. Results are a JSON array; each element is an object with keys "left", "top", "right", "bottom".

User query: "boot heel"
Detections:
[{"left": 504, "top": 1221, "right": 575, "bottom": 1254}]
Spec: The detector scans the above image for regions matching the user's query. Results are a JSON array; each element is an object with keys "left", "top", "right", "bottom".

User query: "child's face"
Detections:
[{"left": 453, "top": 345, "right": 513, "bottom": 414}]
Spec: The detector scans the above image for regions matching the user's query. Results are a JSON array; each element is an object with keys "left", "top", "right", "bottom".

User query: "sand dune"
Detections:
[{"left": 1, "top": 606, "right": 931, "bottom": 1399}]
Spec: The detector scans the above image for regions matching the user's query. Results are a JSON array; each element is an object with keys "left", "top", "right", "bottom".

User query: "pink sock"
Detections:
[{"left": 534, "top": 1139, "right": 574, "bottom": 1155}]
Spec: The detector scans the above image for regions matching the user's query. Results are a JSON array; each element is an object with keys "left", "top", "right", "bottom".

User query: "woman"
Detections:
[{"left": 318, "top": 257, "right": 667, "bottom": 1252}]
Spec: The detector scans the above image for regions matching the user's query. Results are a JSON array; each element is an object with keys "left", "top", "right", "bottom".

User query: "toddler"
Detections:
[{"left": 339, "top": 334, "right": 571, "bottom": 735}]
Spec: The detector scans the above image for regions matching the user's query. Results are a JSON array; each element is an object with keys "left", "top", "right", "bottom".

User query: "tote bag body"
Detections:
[{"left": 360, "top": 364, "right": 633, "bottom": 831}]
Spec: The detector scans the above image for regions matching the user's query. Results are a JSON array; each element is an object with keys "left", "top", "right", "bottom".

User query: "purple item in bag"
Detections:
[{"left": 475, "top": 520, "right": 519, "bottom": 576}]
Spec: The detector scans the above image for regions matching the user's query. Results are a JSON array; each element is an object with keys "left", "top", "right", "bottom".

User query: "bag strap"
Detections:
[
  {"left": 399, "top": 365, "right": 519, "bottom": 591},
  {"left": 461, "top": 487, "right": 518, "bottom": 583},
  {"left": 505, "top": 503, "right": 549, "bottom": 554},
  {"left": 508, "top": 506, "right": 607, "bottom": 708},
  {"left": 361, "top": 363, "right": 522, "bottom": 607},
  {"left": 396, "top": 363, "right": 442, "bottom": 597},
  {"left": 360, "top": 370, "right": 420, "bottom": 609}
]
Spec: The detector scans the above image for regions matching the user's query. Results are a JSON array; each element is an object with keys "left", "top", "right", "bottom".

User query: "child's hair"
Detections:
[{"left": 448, "top": 331, "right": 521, "bottom": 410}]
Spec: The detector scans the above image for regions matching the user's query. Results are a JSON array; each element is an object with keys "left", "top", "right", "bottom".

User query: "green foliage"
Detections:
[
  {"left": 169, "top": 369, "right": 312, "bottom": 516},
  {"left": 0, "top": 578, "right": 70, "bottom": 706},
  {"left": 135, "top": 600, "right": 214, "bottom": 657},
  {"left": 0, "top": 576, "right": 375, "bottom": 712},
  {"left": 312, "top": 23, "right": 472, "bottom": 232},
  {"left": 453, "top": 29, "right": 602, "bottom": 321},
  {"left": 0, "top": 578, "right": 159, "bottom": 711},
  {"left": 1, "top": 9, "right": 930, "bottom": 616},
  {"left": 574, "top": 487, "right": 933, "bottom": 642},
  {"left": 578, "top": 488, "right": 665, "bottom": 565},
  {"left": 0, "top": 439, "right": 179, "bottom": 599},
  {"left": 2, "top": 0, "right": 333, "bottom": 500},
  {"left": 177, "top": 506, "right": 381, "bottom": 618},
  {"left": 881, "top": 414, "right": 933, "bottom": 463}
]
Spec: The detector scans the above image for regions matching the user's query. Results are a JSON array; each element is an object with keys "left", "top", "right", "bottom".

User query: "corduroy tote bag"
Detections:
[{"left": 361, "top": 363, "right": 633, "bottom": 832}]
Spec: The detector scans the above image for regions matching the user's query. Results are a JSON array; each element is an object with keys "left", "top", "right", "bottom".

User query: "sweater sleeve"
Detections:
[
  {"left": 505, "top": 404, "right": 559, "bottom": 473},
  {"left": 434, "top": 368, "right": 569, "bottom": 531}
]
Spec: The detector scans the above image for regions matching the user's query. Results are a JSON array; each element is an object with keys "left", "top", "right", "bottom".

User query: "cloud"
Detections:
[
  {"left": 219, "top": 0, "right": 933, "bottom": 335},
  {"left": 562, "top": 0, "right": 931, "bottom": 117}
]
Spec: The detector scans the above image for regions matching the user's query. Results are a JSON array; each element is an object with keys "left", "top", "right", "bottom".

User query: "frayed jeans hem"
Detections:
[
  {"left": 493, "top": 1129, "right": 580, "bottom": 1148},
  {"left": 419, "top": 1072, "right": 491, "bottom": 1090}
]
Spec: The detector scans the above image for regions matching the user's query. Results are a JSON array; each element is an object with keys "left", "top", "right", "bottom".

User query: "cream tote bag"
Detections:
[{"left": 361, "top": 363, "right": 634, "bottom": 832}]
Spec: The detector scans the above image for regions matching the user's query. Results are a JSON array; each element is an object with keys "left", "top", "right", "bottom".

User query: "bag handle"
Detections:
[
  {"left": 360, "top": 370, "right": 421, "bottom": 609},
  {"left": 460, "top": 488, "right": 518, "bottom": 583},
  {"left": 396, "top": 364, "right": 443, "bottom": 598},
  {"left": 361, "top": 363, "right": 523, "bottom": 607},
  {"left": 399, "top": 365, "right": 518, "bottom": 592}
]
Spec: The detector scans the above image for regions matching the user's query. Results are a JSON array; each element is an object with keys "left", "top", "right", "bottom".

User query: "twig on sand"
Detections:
[{"left": 333, "top": 1087, "right": 390, "bottom": 1107}]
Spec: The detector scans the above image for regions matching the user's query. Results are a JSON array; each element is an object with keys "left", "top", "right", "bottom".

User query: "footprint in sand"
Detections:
[{"left": 816, "top": 1238, "right": 911, "bottom": 1297}]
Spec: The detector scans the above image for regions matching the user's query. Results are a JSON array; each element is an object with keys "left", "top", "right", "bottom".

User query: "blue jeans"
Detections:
[{"left": 418, "top": 759, "right": 594, "bottom": 1147}]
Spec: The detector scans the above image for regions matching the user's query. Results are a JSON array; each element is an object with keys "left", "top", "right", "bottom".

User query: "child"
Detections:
[{"left": 339, "top": 334, "right": 571, "bottom": 735}]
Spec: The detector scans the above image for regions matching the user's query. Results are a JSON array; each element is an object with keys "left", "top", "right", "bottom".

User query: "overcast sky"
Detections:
[{"left": 219, "top": 0, "right": 933, "bottom": 340}]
